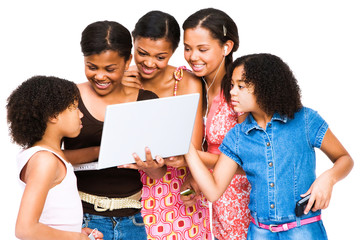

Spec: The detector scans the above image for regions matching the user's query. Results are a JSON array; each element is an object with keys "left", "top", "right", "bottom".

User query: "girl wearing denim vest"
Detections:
[{"left": 183, "top": 53, "right": 353, "bottom": 239}]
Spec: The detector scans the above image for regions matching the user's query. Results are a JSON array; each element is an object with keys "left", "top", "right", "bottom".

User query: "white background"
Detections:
[{"left": 1, "top": 0, "right": 359, "bottom": 239}]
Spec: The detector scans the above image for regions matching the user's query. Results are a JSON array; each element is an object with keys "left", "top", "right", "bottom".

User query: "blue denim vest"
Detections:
[{"left": 219, "top": 107, "right": 328, "bottom": 224}]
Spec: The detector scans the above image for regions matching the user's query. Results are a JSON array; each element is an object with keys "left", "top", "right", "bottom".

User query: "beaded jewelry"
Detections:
[{"left": 173, "top": 66, "right": 188, "bottom": 96}]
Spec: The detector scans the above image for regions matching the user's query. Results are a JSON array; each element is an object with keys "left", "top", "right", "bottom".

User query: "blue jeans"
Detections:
[
  {"left": 82, "top": 212, "right": 147, "bottom": 240},
  {"left": 247, "top": 220, "right": 328, "bottom": 240}
]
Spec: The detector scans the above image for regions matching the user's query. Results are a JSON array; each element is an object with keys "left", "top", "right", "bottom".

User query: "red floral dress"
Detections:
[
  {"left": 206, "top": 93, "right": 251, "bottom": 240},
  {"left": 140, "top": 66, "right": 211, "bottom": 240}
]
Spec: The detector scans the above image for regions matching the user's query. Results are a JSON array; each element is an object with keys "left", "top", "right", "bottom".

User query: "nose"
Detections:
[
  {"left": 189, "top": 50, "right": 199, "bottom": 62},
  {"left": 78, "top": 109, "right": 84, "bottom": 119},
  {"left": 143, "top": 57, "right": 156, "bottom": 68},
  {"left": 230, "top": 85, "right": 237, "bottom": 96},
  {"left": 95, "top": 70, "right": 107, "bottom": 81}
]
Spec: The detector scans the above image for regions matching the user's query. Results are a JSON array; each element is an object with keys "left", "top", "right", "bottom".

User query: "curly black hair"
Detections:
[
  {"left": 7, "top": 75, "right": 80, "bottom": 148},
  {"left": 222, "top": 53, "right": 302, "bottom": 118}
]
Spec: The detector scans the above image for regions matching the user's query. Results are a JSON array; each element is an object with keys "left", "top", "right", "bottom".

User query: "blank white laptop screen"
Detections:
[{"left": 73, "top": 93, "right": 199, "bottom": 171}]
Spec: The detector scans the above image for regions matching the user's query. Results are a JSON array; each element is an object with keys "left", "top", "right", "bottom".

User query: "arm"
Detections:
[
  {"left": 303, "top": 128, "right": 354, "bottom": 214},
  {"left": 16, "top": 152, "right": 90, "bottom": 240},
  {"left": 63, "top": 146, "right": 100, "bottom": 165},
  {"left": 165, "top": 150, "right": 219, "bottom": 169},
  {"left": 185, "top": 143, "right": 243, "bottom": 202}
]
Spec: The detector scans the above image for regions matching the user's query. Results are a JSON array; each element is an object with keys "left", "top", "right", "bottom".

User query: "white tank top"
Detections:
[{"left": 17, "top": 146, "right": 83, "bottom": 232}]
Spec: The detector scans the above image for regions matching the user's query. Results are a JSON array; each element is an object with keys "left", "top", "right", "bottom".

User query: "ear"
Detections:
[
  {"left": 125, "top": 54, "right": 133, "bottom": 71},
  {"left": 48, "top": 114, "right": 59, "bottom": 124},
  {"left": 224, "top": 40, "right": 234, "bottom": 56}
]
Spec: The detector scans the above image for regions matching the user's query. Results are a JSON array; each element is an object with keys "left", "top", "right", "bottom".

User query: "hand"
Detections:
[
  {"left": 164, "top": 155, "right": 187, "bottom": 168},
  {"left": 119, "top": 147, "right": 166, "bottom": 179},
  {"left": 122, "top": 66, "right": 143, "bottom": 89},
  {"left": 180, "top": 173, "right": 201, "bottom": 207},
  {"left": 119, "top": 147, "right": 165, "bottom": 170},
  {"left": 301, "top": 170, "right": 334, "bottom": 215},
  {"left": 81, "top": 228, "right": 103, "bottom": 240}
]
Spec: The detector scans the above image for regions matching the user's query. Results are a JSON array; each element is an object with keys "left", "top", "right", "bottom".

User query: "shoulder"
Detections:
[
  {"left": 29, "top": 150, "right": 60, "bottom": 170},
  {"left": 22, "top": 150, "right": 61, "bottom": 182},
  {"left": 76, "top": 82, "right": 88, "bottom": 92},
  {"left": 294, "top": 106, "right": 321, "bottom": 120},
  {"left": 176, "top": 68, "right": 202, "bottom": 94},
  {"left": 77, "top": 82, "right": 95, "bottom": 97}
]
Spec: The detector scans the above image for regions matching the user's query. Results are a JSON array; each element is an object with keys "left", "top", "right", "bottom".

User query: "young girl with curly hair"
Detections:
[
  {"left": 184, "top": 53, "right": 353, "bottom": 240},
  {"left": 7, "top": 76, "right": 102, "bottom": 240}
]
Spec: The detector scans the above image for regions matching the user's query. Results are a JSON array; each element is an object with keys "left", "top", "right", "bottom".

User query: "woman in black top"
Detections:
[{"left": 63, "top": 20, "right": 166, "bottom": 240}]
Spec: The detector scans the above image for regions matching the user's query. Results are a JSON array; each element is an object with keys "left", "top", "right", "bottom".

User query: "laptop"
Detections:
[{"left": 73, "top": 93, "right": 199, "bottom": 171}]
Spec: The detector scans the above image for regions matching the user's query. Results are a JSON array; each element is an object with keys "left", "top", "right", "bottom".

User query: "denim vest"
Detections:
[{"left": 219, "top": 107, "right": 328, "bottom": 224}]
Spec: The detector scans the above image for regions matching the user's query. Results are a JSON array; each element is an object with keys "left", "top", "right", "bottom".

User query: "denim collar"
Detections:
[{"left": 241, "top": 113, "right": 288, "bottom": 135}]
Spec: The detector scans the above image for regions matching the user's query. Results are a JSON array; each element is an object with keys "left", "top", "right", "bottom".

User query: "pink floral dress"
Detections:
[
  {"left": 140, "top": 66, "right": 211, "bottom": 240},
  {"left": 206, "top": 93, "right": 251, "bottom": 240}
]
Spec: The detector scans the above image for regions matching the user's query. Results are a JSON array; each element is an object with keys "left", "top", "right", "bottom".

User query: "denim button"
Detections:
[
  {"left": 266, "top": 142, "right": 270, "bottom": 146},
  {"left": 268, "top": 162, "right": 273, "bottom": 167},
  {"left": 270, "top": 204, "right": 275, "bottom": 209},
  {"left": 270, "top": 182, "right": 274, "bottom": 187}
]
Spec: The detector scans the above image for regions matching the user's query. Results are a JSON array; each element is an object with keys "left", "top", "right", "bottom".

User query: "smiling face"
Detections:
[
  {"left": 133, "top": 37, "right": 174, "bottom": 80},
  {"left": 84, "top": 50, "right": 131, "bottom": 96},
  {"left": 230, "top": 65, "right": 258, "bottom": 114},
  {"left": 183, "top": 27, "right": 224, "bottom": 79}
]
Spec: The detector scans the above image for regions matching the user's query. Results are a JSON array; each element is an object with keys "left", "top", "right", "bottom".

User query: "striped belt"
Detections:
[{"left": 78, "top": 191, "right": 142, "bottom": 212}]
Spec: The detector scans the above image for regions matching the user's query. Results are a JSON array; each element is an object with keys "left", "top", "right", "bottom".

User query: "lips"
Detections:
[
  {"left": 231, "top": 99, "right": 239, "bottom": 106},
  {"left": 94, "top": 80, "right": 111, "bottom": 89},
  {"left": 141, "top": 65, "right": 156, "bottom": 75},
  {"left": 190, "top": 63, "right": 205, "bottom": 72}
]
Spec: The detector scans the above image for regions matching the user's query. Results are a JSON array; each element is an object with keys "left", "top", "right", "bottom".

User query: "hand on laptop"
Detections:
[{"left": 118, "top": 147, "right": 167, "bottom": 180}]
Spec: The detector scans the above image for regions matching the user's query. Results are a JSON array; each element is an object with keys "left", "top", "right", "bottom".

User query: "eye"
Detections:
[
  {"left": 106, "top": 68, "right": 115, "bottom": 73},
  {"left": 137, "top": 50, "right": 147, "bottom": 56},
  {"left": 87, "top": 65, "right": 97, "bottom": 71},
  {"left": 157, "top": 56, "right": 166, "bottom": 61},
  {"left": 199, "top": 48, "right": 208, "bottom": 52}
]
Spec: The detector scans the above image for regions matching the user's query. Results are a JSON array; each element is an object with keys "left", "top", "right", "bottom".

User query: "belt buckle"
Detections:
[
  {"left": 269, "top": 224, "right": 278, "bottom": 233},
  {"left": 94, "top": 196, "right": 110, "bottom": 212}
]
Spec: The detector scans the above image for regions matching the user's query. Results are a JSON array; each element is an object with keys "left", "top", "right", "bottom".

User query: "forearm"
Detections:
[
  {"left": 327, "top": 154, "right": 353, "bottom": 185},
  {"left": 185, "top": 145, "right": 223, "bottom": 202},
  {"left": 63, "top": 146, "right": 100, "bottom": 165},
  {"left": 16, "top": 222, "right": 84, "bottom": 240}
]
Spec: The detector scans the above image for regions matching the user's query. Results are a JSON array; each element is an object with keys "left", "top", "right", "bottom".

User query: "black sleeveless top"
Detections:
[{"left": 63, "top": 89, "right": 158, "bottom": 217}]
